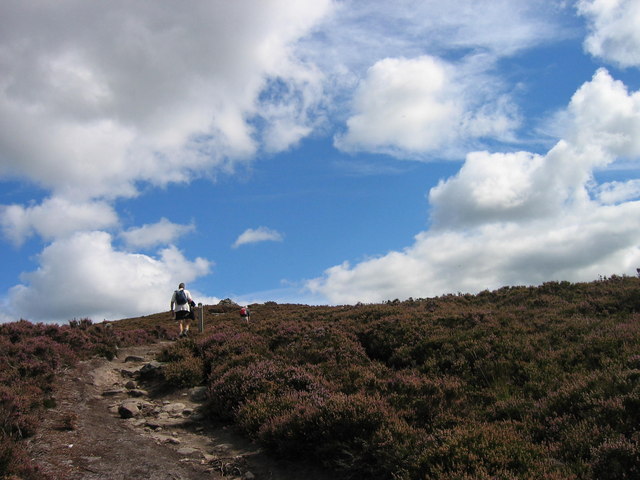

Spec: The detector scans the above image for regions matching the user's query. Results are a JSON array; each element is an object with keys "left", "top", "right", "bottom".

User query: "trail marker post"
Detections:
[{"left": 198, "top": 303, "right": 204, "bottom": 333}]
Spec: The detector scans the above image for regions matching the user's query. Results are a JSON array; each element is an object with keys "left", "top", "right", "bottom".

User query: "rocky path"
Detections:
[{"left": 28, "top": 342, "right": 332, "bottom": 480}]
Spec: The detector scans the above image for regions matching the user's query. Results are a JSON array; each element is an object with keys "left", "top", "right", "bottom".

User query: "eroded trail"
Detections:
[{"left": 28, "top": 342, "right": 331, "bottom": 480}]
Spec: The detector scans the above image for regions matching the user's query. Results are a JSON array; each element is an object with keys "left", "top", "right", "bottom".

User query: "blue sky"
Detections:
[{"left": 1, "top": 0, "right": 640, "bottom": 323}]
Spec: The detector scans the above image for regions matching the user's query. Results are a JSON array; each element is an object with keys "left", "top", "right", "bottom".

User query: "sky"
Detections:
[{"left": 1, "top": 0, "right": 640, "bottom": 323}]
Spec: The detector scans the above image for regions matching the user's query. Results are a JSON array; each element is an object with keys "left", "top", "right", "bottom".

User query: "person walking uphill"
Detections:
[
  {"left": 170, "top": 283, "right": 195, "bottom": 338},
  {"left": 240, "top": 305, "right": 250, "bottom": 323}
]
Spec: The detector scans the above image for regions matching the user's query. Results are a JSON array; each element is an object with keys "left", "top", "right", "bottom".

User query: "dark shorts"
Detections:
[{"left": 175, "top": 310, "right": 194, "bottom": 321}]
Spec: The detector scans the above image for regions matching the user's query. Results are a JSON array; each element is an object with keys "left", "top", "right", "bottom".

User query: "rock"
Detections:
[
  {"left": 127, "top": 389, "right": 148, "bottom": 398},
  {"left": 202, "top": 453, "right": 216, "bottom": 463},
  {"left": 189, "top": 386, "right": 208, "bottom": 402},
  {"left": 137, "top": 361, "right": 164, "bottom": 379},
  {"left": 145, "top": 420, "right": 163, "bottom": 430},
  {"left": 128, "top": 418, "right": 146, "bottom": 427},
  {"left": 190, "top": 412, "right": 206, "bottom": 422},
  {"left": 162, "top": 402, "right": 186, "bottom": 415},
  {"left": 155, "top": 434, "right": 181, "bottom": 445},
  {"left": 124, "top": 355, "right": 145, "bottom": 363},
  {"left": 124, "top": 380, "right": 137, "bottom": 390},
  {"left": 118, "top": 401, "right": 140, "bottom": 419},
  {"left": 102, "top": 389, "right": 126, "bottom": 397},
  {"left": 177, "top": 447, "right": 202, "bottom": 458},
  {"left": 242, "top": 472, "right": 255, "bottom": 480}
]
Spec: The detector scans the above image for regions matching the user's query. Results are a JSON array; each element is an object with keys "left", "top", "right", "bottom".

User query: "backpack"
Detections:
[
  {"left": 175, "top": 289, "right": 188, "bottom": 305},
  {"left": 240, "top": 307, "right": 247, "bottom": 316}
]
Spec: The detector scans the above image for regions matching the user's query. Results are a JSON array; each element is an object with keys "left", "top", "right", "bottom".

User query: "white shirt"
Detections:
[{"left": 171, "top": 288, "right": 193, "bottom": 312}]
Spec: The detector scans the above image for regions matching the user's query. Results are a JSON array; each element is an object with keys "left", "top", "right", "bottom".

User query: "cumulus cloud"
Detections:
[
  {"left": 233, "top": 226, "right": 284, "bottom": 248},
  {"left": 0, "top": 197, "right": 119, "bottom": 246},
  {"left": 334, "top": 55, "right": 520, "bottom": 158},
  {"left": 308, "top": 69, "right": 640, "bottom": 303},
  {"left": 0, "top": 0, "right": 333, "bottom": 200},
  {"left": 578, "top": 0, "right": 640, "bottom": 68},
  {"left": 8, "top": 231, "right": 212, "bottom": 323},
  {"left": 120, "top": 218, "right": 195, "bottom": 249}
]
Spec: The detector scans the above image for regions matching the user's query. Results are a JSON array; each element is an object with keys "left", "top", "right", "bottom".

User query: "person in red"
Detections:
[
  {"left": 240, "top": 305, "right": 250, "bottom": 323},
  {"left": 170, "top": 282, "right": 195, "bottom": 338}
]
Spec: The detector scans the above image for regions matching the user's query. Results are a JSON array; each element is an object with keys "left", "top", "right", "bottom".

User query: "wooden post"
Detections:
[{"left": 198, "top": 303, "right": 204, "bottom": 333}]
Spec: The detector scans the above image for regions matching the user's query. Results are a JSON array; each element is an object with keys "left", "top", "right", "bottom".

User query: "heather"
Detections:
[
  {"left": 2, "top": 276, "right": 640, "bottom": 479},
  {"left": 0, "top": 319, "right": 156, "bottom": 479},
  {"left": 160, "top": 276, "right": 640, "bottom": 479}
]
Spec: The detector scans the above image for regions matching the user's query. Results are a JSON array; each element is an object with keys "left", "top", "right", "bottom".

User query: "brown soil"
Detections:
[{"left": 27, "top": 342, "right": 334, "bottom": 480}]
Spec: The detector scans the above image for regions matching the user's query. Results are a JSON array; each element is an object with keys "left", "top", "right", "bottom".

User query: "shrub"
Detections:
[
  {"left": 258, "top": 392, "right": 418, "bottom": 479},
  {"left": 0, "top": 433, "right": 47, "bottom": 480},
  {"left": 206, "top": 360, "right": 329, "bottom": 421},
  {"left": 163, "top": 355, "right": 205, "bottom": 388},
  {"left": 417, "top": 421, "right": 557, "bottom": 479},
  {"left": 591, "top": 435, "right": 640, "bottom": 480}
]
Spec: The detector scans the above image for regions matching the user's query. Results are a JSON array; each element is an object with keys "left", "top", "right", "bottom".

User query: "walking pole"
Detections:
[{"left": 198, "top": 303, "right": 204, "bottom": 333}]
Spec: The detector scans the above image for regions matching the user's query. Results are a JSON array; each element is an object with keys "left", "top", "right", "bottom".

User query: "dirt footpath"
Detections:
[{"left": 28, "top": 342, "right": 333, "bottom": 480}]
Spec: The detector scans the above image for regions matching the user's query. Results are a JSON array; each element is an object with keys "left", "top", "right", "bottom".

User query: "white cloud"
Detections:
[
  {"left": 596, "top": 179, "right": 640, "bottom": 204},
  {"left": 305, "top": 0, "right": 567, "bottom": 71},
  {"left": 428, "top": 151, "right": 549, "bottom": 228},
  {"left": 0, "top": 0, "right": 570, "bottom": 200},
  {"left": 334, "top": 55, "right": 520, "bottom": 158},
  {"left": 578, "top": 0, "right": 640, "bottom": 68},
  {"left": 8, "top": 231, "right": 212, "bottom": 323},
  {"left": 121, "top": 218, "right": 195, "bottom": 249},
  {"left": 0, "top": 0, "right": 333, "bottom": 200},
  {"left": 0, "top": 197, "right": 119, "bottom": 245},
  {"left": 308, "top": 207, "right": 640, "bottom": 303},
  {"left": 233, "top": 226, "right": 284, "bottom": 248},
  {"left": 564, "top": 68, "right": 640, "bottom": 158},
  {"left": 308, "top": 69, "right": 640, "bottom": 303}
]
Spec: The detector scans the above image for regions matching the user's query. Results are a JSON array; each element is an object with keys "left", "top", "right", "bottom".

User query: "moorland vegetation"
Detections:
[{"left": 2, "top": 276, "right": 640, "bottom": 479}]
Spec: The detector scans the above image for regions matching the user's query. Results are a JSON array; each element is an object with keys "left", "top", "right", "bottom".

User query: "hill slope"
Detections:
[{"left": 3, "top": 276, "right": 640, "bottom": 479}]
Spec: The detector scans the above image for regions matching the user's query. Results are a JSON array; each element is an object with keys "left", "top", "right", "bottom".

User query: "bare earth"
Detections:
[{"left": 27, "top": 342, "right": 333, "bottom": 480}]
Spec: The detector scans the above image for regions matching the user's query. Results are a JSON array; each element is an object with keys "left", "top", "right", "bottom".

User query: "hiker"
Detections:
[
  {"left": 170, "top": 283, "right": 195, "bottom": 338},
  {"left": 240, "top": 305, "right": 250, "bottom": 323}
]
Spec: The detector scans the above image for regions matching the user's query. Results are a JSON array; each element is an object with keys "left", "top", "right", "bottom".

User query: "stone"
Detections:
[
  {"left": 118, "top": 401, "right": 139, "bottom": 419},
  {"left": 189, "top": 386, "right": 208, "bottom": 402},
  {"left": 155, "top": 435, "right": 181, "bottom": 445},
  {"left": 124, "top": 355, "right": 145, "bottom": 363},
  {"left": 137, "top": 361, "right": 164, "bottom": 379},
  {"left": 127, "top": 389, "right": 148, "bottom": 398},
  {"left": 102, "top": 389, "right": 126, "bottom": 397},
  {"left": 177, "top": 447, "right": 202, "bottom": 458},
  {"left": 146, "top": 420, "right": 163, "bottom": 430},
  {"left": 162, "top": 402, "right": 186, "bottom": 415}
]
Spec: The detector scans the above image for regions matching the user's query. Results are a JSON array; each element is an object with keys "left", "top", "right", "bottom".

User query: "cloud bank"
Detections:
[
  {"left": 0, "top": 0, "right": 333, "bottom": 200},
  {"left": 8, "top": 231, "right": 211, "bottom": 322},
  {"left": 308, "top": 69, "right": 640, "bottom": 303}
]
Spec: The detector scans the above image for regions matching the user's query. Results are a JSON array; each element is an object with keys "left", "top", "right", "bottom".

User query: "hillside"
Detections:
[{"left": 2, "top": 276, "right": 640, "bottom": 479}]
